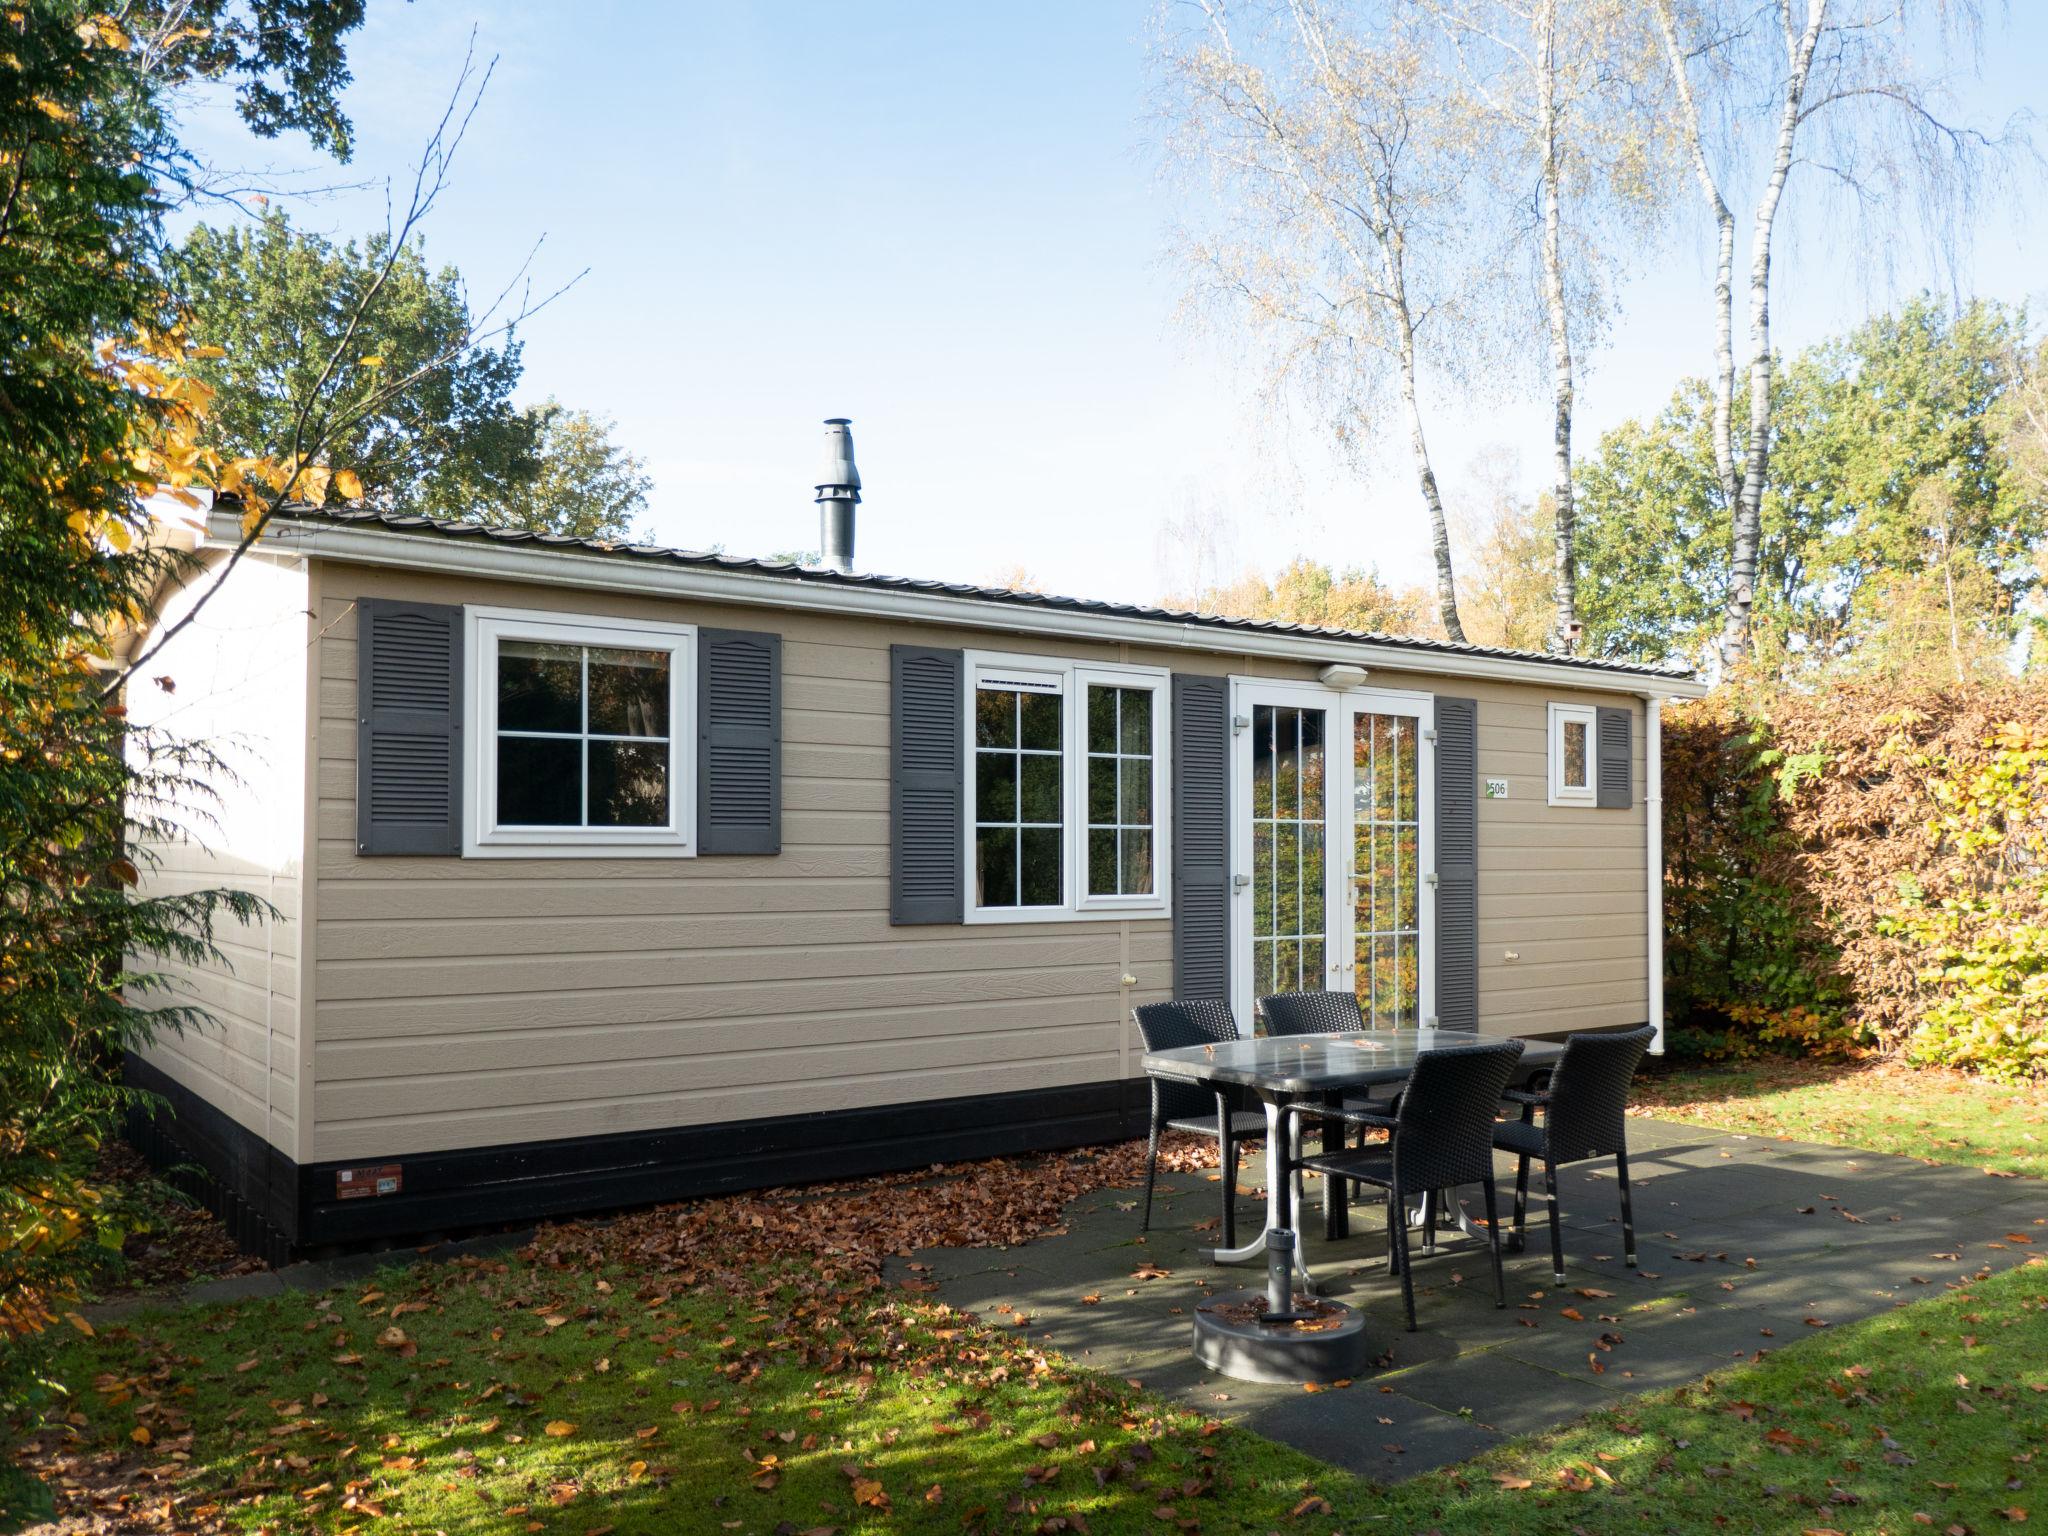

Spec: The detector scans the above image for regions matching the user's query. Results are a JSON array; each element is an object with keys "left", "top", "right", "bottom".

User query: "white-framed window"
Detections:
[
  {"left": 965, "top": 651, "right": 1170, "bottom": 922},
  {"left": 464, "top": 606, "right": 696, "bottom": 857},
  {"left": 1547, "top": 701, "right": 1598, "bottom": 807}
]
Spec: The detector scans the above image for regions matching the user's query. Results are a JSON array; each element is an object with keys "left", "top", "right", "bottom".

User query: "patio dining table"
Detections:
[{"left": 1142, "top": 1028, "right": 1565, "bottom": 1302}]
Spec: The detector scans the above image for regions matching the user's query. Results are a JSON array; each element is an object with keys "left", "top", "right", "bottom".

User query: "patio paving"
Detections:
[{"left": 884, "top": 1118, "right": 2048, "bottom": 1483}]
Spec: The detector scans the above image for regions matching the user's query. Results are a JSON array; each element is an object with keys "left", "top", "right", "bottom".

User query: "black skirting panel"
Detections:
[
  {"left": 123, "top": 1053, "right": 299, "bottom": 1264},
  {"left": 122, "top": 1053, "right": 1151, "bottom": 1255}
]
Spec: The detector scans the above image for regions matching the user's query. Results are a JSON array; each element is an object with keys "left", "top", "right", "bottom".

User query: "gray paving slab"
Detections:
[
  {"left": 1237, "top": 1386, "right": 1504, "bottom": 1478},
  {"left": 905, "top": 1116, "right": 2047, "bottom": 1484},
  {"left": 1378, "top": 1348, "right": 1619, "bottom": 1434}
]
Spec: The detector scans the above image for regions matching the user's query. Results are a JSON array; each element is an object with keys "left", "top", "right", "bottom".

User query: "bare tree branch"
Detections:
[{"left": 104, "top": 32, "right": 586, "bottom": 700}]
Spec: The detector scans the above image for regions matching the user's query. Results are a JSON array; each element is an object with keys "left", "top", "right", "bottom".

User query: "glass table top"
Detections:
[{"left": 1141, "top": 1028, "right": 1566, "bottom": 1093}]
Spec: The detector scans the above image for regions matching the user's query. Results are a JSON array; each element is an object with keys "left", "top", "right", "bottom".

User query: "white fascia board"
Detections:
[{"left": 215, "top": 513, "right": 1710, "bottom": 700}]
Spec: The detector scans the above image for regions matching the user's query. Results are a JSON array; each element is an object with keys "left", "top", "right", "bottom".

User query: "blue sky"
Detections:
[{"left": 172, "top": 2, "right": 2046, "bottom": 605}]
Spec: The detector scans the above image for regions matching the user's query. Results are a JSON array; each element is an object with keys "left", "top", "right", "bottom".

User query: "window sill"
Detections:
[
  {"left": 465, "top": 836, "right": 696, "bottom": 860},
  {"left": 1546, "top": 790, "right": 1598, "bottom": 809},
  {"left": 964, "top": 903, "right": 1169, "bottom": 925}
]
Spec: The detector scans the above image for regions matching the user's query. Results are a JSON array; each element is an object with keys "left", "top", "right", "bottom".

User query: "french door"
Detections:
[{"left": 1229, "top": 680, "right": 1435, "bottom": 1035}]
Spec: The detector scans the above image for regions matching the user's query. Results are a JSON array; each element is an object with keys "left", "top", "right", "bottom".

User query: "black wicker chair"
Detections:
[
  {"left": 1257, "top": 990, "right": 1367, "bottom": 1037},
  {"left": 1493, "top": 1024, "right": 1656, "bottom": 1286},
  {"left": 1289, "top": 1037, "right": 1525, "bottom": 1331},
  {"left": 1132, "top": 1000, "right": 1264, "bottom": 1248}
]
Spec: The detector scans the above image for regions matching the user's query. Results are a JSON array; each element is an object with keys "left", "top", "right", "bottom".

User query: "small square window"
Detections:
[
  {"left": 1548, "top": 702, "right": 1598, "bottom": 807},
  {"left": 467, "top": 609, "right": 695, "bottom": 856}
]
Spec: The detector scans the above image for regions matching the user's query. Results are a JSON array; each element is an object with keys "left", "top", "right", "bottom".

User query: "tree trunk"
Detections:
[
  {"left": 1393, "top": 282, "right": 1465, "bottom": 642},
  {"left": 1718, "top": 0, "right": 1826, "bottom": 672},
  {"left": 1536, "top": 0, "right": 1576, "bottom": 654},
  {"left": 1650, "top": 1, "right": 1740, "bottom": 514}
]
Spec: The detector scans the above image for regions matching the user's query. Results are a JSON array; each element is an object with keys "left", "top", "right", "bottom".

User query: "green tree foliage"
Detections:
[
  {"left": 165, "top": 208, "right": 538, "bottom": 519},
  {"left": 165, "top": 209, "right": 650, "bottom": 537},
  {"left": 136, "top": 0, "right": 367, "bottom": 159},
  {"left": 1577, "top": 297, "right": 2046, "bottom": 675},
  {"left": 521, "top": 399, "right": 652, "bottom": 541},
  {"left": 1993, "top": 337, "right": 2048, "bottom": 504},
  {"left": 2, "top": 1, "right": 353, "bottom": 1433},
  {"left": 1574, "top": 380, "right": 1731, "bottom": 661}
]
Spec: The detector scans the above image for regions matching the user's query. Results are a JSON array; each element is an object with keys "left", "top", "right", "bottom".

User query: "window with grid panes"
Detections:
[
  {"left": 973, "top": 680, "right": 1065, "bottom": 908},
  {"left": 1085, "top": 684, "right": 1155, "bottom": 898}
]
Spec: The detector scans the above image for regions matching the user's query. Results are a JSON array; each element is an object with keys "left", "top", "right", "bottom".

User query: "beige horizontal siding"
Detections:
[
  {"left": 128, "top": 551, "right": 307, "bottom": 1155},
  {"left": 309, "top": 563, "right": 1223, "bottom": 1161},
  {"left": 324, "top": 1059, "right": 1127, "bottom": 1153},
  {"left": 1471, "top": 683, "right": 1649, "bottom": 1035},
  {"left": 313, "top": 963, "right": 1171, "bottom": 1041},
  {"left": 308, "top": 559, "right": 1652, "bottom": 1161},
  {"left": 319, "top": 994, "right": 1124, "bottom": 1077}
]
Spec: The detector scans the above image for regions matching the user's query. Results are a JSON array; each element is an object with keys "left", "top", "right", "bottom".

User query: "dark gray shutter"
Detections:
[
  {"left": 890, "top": 645, "right": 964, "bottom": 924},
  {"left": 1596, "top": 705, "right": 1633, "bottom": 809},
  {"left": 1434, "top": 695, "right": 1478, "bottom": 1031},
  {"left": 356, "top": 599, "right": 462, "bottom": 857},
  {"left": 1171, "top": 674, "right": 1230, "bottom": 1001},
  {"left": 697, "top": 628, "right": 781, "bottom": 854}
]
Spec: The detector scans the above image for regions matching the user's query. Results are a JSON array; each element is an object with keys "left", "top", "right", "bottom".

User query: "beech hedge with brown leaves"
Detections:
[{"left": 1662, "top": 679, "right": 2048, "bottom": 1078}]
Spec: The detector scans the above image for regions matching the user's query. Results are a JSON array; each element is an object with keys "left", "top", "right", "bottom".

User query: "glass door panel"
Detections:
[
  {"left": 1249, "top": 703, "right": 1328, "bottom": 1010},
  {"left": 1352, "top": 711, "right": 1422, "bottom": 1027}
]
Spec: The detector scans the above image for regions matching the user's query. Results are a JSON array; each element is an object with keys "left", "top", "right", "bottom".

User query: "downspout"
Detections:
[{"left": 1645, "top": 695, "right": 1664, "bottom": 1054}]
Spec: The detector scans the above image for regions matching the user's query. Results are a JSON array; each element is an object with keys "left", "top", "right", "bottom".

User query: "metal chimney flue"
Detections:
[{"left": 815, "top": 418, "right": 860, "bottom": 573}]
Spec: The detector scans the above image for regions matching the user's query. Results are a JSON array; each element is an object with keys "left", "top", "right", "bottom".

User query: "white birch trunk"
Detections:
[
  {"left": 1536, "top": 0, "right": 1577, "bottom": 653},
  {"left": 1719, "top": 0, "right": 1826, "bottom": 670},
  {"left": 1390, "top": 238, "right": 1466, "bottom": 642},
  {"left": 1651, "top": 0, "right": 1740, "bottom": 513}
]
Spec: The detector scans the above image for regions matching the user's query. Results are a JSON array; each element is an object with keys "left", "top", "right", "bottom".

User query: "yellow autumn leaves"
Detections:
[
  {"left": 71, "top": 321, "right": 368, "bottom": 552},
  {"left": 0, "top": 1150, "right": 121, "bottom": 1359}
]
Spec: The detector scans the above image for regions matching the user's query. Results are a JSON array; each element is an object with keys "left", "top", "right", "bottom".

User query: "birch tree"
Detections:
[
  {"left": 1421, "top": 0, "right": 1668, "bottom": 653},
  {"left": 1647, "top": 0, "right": 2019, "bottom": 669},
  {"left": 1160, "top": 0, "right": 1506, "bottom": 641}
]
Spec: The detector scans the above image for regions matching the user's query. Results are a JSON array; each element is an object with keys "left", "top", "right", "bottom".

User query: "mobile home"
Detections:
[{"left": 122, "top": 427, "right": 1705, "bottom": 1257}]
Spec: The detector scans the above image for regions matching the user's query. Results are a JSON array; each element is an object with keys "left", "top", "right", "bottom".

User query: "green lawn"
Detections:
[
  {"left": 17, "top": 1249, "right": 2045, "bottom": 1536},
  {"left": 1634, "top": 1058, "right": 2048, "bottom": 1178},
  {"left": 9, "top": 1065, "right": 2046, "bottom": 1535}
]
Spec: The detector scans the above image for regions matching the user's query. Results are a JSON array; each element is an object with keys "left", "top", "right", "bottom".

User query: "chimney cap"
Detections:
[{"left": 816, "top": 417, "right": 860, "bottom": 499}]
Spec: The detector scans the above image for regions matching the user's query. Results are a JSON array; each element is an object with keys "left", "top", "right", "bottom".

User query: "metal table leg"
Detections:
[{"left": 1200, "top": 1094, "right": 1315, "bottom": 1295}]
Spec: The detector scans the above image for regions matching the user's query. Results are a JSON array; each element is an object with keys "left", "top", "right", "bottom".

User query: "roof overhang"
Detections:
[{"left": 211, "top": 510, "right": 1709, "bottom": 700}]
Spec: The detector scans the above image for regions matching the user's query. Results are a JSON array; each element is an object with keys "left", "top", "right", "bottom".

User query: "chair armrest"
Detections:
[{"left": 1501, "top": 1087, "right": 1549, "bottom": 1107}]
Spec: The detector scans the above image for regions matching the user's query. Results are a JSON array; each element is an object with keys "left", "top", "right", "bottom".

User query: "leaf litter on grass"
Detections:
[
  {"left": 17, "top": 1132, "right": 1321, "bottom": 1534},
  {"left": 20, "top": 1114, "right": 2048, "bottom": 1536}
]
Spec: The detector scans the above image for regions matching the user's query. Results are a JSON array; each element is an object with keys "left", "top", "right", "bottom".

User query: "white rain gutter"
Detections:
[
  {"left": 1644, "top": 695, "right": 1666, "bottom": 1054},
  {"left": 214, "top": 513, "right": 1710, "bottom": 701}
]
